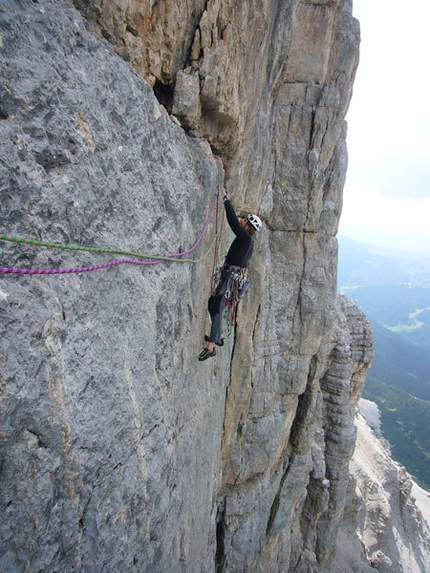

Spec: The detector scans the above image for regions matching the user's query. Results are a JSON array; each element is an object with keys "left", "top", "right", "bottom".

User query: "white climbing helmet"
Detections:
[{"left": 247, "top": 213, "right": 262, "bottom": 233}]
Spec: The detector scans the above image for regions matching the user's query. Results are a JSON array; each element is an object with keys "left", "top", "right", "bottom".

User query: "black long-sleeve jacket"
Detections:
[{"left": 223, "top": 200, "right": 254, "bottom": 268}]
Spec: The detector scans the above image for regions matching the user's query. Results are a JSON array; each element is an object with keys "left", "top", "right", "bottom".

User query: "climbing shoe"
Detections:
[
  {"left": 199, "top": 347, "right": 216, "bottom": 361},
  {"left": 204, "top": 335, "right": 224, "bottom": 347}
]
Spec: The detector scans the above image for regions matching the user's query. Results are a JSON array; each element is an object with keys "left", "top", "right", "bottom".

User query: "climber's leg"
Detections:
[{"left": 208, "top": 294, "right": 226, "bottom": 345}]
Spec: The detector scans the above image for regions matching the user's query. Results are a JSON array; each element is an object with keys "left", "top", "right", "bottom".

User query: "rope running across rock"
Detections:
[{"left": 0, "top": 193, "right": 220, "bottom": 275}]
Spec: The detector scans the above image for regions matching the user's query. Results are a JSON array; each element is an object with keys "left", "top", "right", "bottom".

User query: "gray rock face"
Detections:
[
  {"left": 1, "top": 3, "right": 224, "bottom": 572},
  {"left": 351, "top": 413, "right": 430, "bottom": 573},
  {"left": 0, "top": 1, "right": 410, "bottom": 572}
]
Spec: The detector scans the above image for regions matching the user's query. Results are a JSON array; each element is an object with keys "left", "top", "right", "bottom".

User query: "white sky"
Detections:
[{"left": 339, "top": 0, "right": 430, "bottom": 255}]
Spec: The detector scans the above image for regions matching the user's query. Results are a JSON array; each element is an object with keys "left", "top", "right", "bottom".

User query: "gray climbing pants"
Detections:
[
  {"left": 207, "top": 268, "right": 232, "bottom": 343},
  {"left": 208, "top": 291, "right": 227, "bottom": 343}
]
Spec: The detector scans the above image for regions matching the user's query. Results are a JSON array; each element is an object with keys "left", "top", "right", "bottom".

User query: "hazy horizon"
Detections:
[
  {"left": 340, "top": 0, "right": 430, "bottom": 260},
  {"left": 338, "top": 228, "right": 430, "bottom": 258}
]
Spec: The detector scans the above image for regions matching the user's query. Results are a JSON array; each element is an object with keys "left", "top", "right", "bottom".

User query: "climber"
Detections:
[{"left": 199, "top": 190, "right": 262, "bottom": 361}]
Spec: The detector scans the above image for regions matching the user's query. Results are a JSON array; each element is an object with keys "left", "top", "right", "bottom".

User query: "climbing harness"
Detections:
[
  {"left": 223, "top": 267, "right": 250, "bottom": 333},
  {"left": 0, "top": 193, "right": 220, "bottom": 275},
  {"left": 208, "top": 265, "right": 250, "bottom": 338}
]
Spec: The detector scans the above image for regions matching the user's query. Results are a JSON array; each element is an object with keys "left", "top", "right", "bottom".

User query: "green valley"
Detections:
[{"left": 338, "top": 236, "right": 430, "bottom": 488}]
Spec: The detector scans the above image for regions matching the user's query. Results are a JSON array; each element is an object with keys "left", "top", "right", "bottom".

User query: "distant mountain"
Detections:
[
  {"left": 338, "top": 235, "right": 430, "bottom": 352},
  {"left": 338, "top": 235, "right": 430, "bottom": 487},
  {"left": 338, "top": 235, "right": 430, "bottom": 287}
]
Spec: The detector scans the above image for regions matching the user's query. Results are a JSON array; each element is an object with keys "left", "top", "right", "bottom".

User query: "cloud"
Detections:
[
  {"left": 342, "top": 176, "right": 430, "bottom": 232},
  {"left": 339, "top": 175, "right": 430, "bottom": 255},
  {"left": 355, "top": 155, "right": 430, "bottom": 201},
  {"left": 341, "top": 0, "right": 430, "bottom": 254}
]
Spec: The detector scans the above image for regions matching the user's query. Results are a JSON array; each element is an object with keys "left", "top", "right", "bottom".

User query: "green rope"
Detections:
[{"left": 0, "top": 232, "right": 220, "bottom": 264}]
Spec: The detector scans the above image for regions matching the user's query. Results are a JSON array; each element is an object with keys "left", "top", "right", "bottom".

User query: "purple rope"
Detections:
[
  {"left": 0, "top": 194, "right": 219, "bottom": 275},
  {"left": 0, "top": 259, "right": 160, "bottom": 275},
  {"left": 164, "top": 193, "right": 218, "bottom": 258}
]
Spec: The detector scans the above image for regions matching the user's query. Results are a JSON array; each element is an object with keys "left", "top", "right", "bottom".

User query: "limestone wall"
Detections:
[{"left": 0, "top": 1, "right": 382, "bottom": 572}]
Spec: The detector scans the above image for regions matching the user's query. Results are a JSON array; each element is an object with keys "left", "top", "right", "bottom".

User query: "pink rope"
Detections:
[
  {"left": 0, "top": 259, "right": 161, "bottom": 274},
  {"left": 0, "top": 194, "right": 219, "bottom": 275},
  {"left": 166, "top": 193, "right": 218, "bottom": 258}
]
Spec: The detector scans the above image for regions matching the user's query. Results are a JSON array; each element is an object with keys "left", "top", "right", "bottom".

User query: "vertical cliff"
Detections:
[
  {"left": 0, "top": 1, "right": 381, "bottom": 571},
  {"left": 351, "top": 411, "right": 430, "bottom": 573}
]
